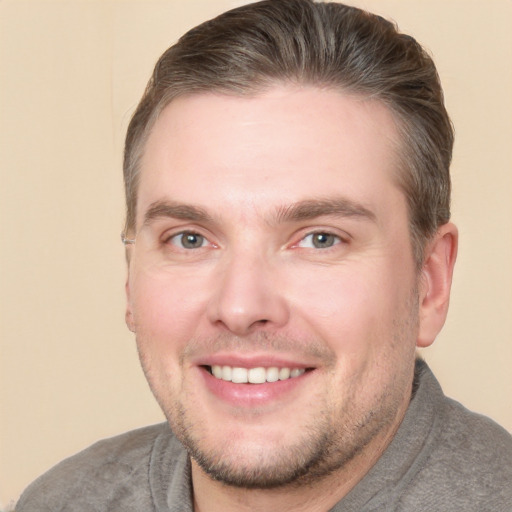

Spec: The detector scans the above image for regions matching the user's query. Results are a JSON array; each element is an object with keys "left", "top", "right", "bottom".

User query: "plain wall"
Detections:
[{"left": 1, "top": 0, "right": 511, "bottom": 507}]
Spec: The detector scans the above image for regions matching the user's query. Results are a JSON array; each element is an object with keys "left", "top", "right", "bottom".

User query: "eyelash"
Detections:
[
  {"left": 162, "top": 229, "right": 349, "bottom": 252},
  {"left": 295, "top": 231, "right": 345, "bottom": 250},
  {"left": 164, "top": 231, "right": 212, "bottom": 250}
]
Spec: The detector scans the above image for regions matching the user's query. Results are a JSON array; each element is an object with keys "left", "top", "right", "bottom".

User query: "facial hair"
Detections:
[{"left": 137, "top": 294, "right": 419, "bottom": 491}]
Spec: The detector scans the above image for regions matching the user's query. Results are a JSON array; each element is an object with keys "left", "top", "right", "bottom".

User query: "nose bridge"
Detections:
[{"left": 207, "top": 242, "right": 289, "bottom": 335}]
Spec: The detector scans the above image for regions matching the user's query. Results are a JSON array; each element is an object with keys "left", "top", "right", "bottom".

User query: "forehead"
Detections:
[{"left": 137, "top": 86, "right": 404, "bottom": 224}]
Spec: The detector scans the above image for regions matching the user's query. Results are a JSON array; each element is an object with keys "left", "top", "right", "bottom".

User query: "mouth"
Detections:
[
  {"left": 198, "top": 360, "right": 318, "bottom": 408},
  {"left": 204, "top": 365, "right": 312, "bottom": 384}
]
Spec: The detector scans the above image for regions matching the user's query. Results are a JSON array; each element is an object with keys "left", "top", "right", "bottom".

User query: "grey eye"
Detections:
[
  {"left": 170, "top": 232, "right": 207, "bottom": 249},
  {"left": 312, "top": 233, "right": 337, "bottom": 248},
  {"left": 298, "top": 232, "right": 340, "bottom": 249}
]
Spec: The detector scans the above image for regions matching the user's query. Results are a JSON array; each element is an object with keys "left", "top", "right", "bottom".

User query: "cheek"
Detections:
[
  {"left": 129, "top": 269, "right": 207, "bottom": 348},
  {"left": 289, "top": 261, "right": 415, "bottom": 352}
]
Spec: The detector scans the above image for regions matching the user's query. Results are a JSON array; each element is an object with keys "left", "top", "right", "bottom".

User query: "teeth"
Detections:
[
  {"left": 212, "top": 365, "right": 223, "bottom": 379},
  {"left": 279, "top": 368, "right": 291, "bottom": 380},
  {"left": 232, "top": 367, "right": 248, "bottom": 383},
  {"left": 222, "top": 365, "right": 232, "bottom": 381},
  {"left": 279, "top": 367, "right": 290, "bottom": 380},
  {"left": 248, "top": 367, "right": 266, "bottom": 384},
  {"left": 210, "top": 365, "right": 306, "bottom": 384},
  {"left": 266, "top": 367, "right": 279, "bottom": 383}
]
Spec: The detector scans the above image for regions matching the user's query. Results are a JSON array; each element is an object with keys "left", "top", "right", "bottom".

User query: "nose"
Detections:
[{"left": 206, "top": 249, "right": 290, "bottom": 336}]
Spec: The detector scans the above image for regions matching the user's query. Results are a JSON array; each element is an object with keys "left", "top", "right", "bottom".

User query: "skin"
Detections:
[{"left": 125, "top": 85, "right": 457, "bottom": 511}]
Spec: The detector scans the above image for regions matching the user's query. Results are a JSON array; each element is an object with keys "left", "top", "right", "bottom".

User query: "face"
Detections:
[{"left": 126, "top": 86, "right": 422, "bottom": 488}]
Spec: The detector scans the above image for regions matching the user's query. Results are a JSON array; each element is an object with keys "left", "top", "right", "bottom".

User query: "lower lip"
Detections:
[{"left": 199, "top": 367, "right": 313, "bottom": 408}]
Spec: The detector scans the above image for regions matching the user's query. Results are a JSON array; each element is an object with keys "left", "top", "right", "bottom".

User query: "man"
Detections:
[{"left": 17, "top": 0, "right": 512, "bottom": 510}]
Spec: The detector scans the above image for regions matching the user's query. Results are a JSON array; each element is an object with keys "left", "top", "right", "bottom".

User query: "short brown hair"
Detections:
[{"left": 123, "top": 0, "right": 453, "bottom": 265}]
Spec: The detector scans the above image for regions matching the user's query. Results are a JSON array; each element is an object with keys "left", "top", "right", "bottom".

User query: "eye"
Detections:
[
  {"left": 298, "top": 232, "right": 342, "bottom": 249},
  {"left": 167, "top": 231, "right": 208, "bottom": 249}
]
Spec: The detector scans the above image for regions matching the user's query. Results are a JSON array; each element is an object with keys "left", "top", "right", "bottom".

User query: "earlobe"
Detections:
[
  {"left": 417, "top": 222, "right": 458, "bottom": 348},
  {"left": 125, "top": 279, "right": 136, "bottom": 333}
]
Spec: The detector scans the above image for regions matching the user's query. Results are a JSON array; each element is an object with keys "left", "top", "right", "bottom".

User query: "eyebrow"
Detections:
[
  {"left": 273, "top": 198, "right": 377, "bottom": 224},
  {"left": 141, "top": 196, "right": 376, "bottom": 228},
  {"left": 142, "top": 200, "right": 213, "bottom": 226}
]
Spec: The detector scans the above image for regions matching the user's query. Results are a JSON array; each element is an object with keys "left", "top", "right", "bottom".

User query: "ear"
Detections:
[
  {"left": 125, "top": 277, "right": 136, "bottom": 333},
  {"left": 417, "top": 222, "right": 458, "bottom": 348}
]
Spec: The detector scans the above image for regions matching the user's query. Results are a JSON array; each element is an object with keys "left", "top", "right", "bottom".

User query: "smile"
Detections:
[{"left": 208, "top": 365, "right": 307, "bottom": 384}]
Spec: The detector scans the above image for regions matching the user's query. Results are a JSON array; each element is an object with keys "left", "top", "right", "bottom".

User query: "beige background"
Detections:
[{"left": 1, "top": 0, "right": 511, "bottom": 507}]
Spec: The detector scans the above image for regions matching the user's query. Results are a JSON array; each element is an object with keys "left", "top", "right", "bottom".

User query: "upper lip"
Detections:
[{"left": 191, "top": 353, "right": 317, "bottom": 370}]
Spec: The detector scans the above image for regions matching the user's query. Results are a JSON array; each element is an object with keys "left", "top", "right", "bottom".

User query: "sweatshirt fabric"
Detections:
[{"left": 16, "top": 360, "right": 512, "bottom": 511}]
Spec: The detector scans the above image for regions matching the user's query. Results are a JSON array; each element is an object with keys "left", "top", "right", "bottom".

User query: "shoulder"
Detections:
[
  {"left": 435, "top": 396, "right": 512, "bottom": 488},
  {"left": 440, "top": 395, "right": 512, "bottom": 465},
  {"left": 399, "top": 370, "right": 512, "bottom": 510},
  {"left": 16, "top": 423, "right": 177, "bottom": 512},
  {"left": 432, "top": 383, "right": 512, "bottom": 482}
]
